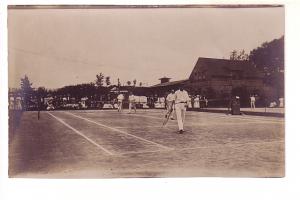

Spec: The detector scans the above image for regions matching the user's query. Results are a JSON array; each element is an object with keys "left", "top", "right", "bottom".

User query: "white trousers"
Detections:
[
  {"left": 251, "top": 101, "right": 255, "bottom": 109},
  {"left": 118, "top": 101, "right": 123, "bottom": 112},
  {"left": 129, "top": 102, "right": 136, "bottom": 113},
  {"left": 175, "top": 103, "right": 186, "bottom": 130}
]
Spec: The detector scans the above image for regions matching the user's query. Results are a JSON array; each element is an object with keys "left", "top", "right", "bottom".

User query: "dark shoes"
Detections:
[{"left": 179, "top": 130, "right": 183, "bottom": 134}]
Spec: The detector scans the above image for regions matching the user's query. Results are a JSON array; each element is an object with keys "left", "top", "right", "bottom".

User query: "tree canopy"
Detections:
[
  {"left": 105, "top": 76, "right": 111, "bottom": 86},
  {"left": 249, "top": 36, "right": 284, "bottom": 98},
  {"left": 230, "top": 49, "right": 249, "bottom": 61},
  {"left": 95, "top": 73, "right": 105, "bottom": 87},
  {"left": 20, "top": 75, "right": 33, "bottom": 93},
  {"left": 249, "top": 36, "right": 284, "bottom": 72},
  {"left": 20, "top": 75, "right": 33, "bottom": 110},
  {"left": 53, "top": 83, "right": 101, "bottom": 99}
]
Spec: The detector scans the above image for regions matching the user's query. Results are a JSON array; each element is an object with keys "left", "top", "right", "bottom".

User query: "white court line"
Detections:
[
  {"left": 179, "top": 140, "right": 285, "bottom": 151},
  {"left": 118, "top": 149, "right": 170, "bottom": 156},
  {"left": 113, "top": 125, "right": 178, "bottom": 129},
  {"left": 218, "top": 115, "right": 284, "bottom": 124},
  {"left": 47, "top": 112, "right": 114, "bottom": 155},
  {"left": 91, "top": 110, "right": 283, "bottom": 128},
  {"left": 186, "top": 121, "right": 283, "bottom": 127},
  {"left": 188, "top": 112, "right": 284, "bottom": 123},
  {"left": 128, "top": 112, "right": 282, "bottom": 125},
  {"left": 111, "top": 120, "right": 276, "bottom": 129},
  {"left": 65, "top": 111, "right": 172, "bottom": 150},
  {"left": 120, "top": 110, "right": 283, "bottom": 124},
  {"left": 87, "top": 111, "right": 166, "bottom": 121},
  {"left": 88, "top": 112, "right": 177, "bottom": 127},
  {"left": 118, "top": 140, "right": 284, "bottom": 156},
  {"left": 129, "top": 113, "right": 164, "bottom": 120},
  {"left": 117, "top": 112, "right": 169, "bottom": 121},
  {"left": 93, "top": 112, "right": 180, "bottom": 129},
  {"left": 125, "top": 113, "right": 178, "bottom": 125},
  {"left": 76, "top": 109, "right": 283, "bottom": 123},
  {"left": 87, "top": 111, "right": 282, "bottom": 129},
  {"left": 240, "top": 116, "right": 284, "bottom": 122}
]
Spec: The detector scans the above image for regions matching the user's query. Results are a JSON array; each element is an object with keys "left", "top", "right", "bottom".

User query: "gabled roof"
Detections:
[{"left": 189, "top": 57, "right": 263, "bottom": 79}]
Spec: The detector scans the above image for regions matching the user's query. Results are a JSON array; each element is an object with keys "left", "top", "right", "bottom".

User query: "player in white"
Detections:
[
  {"left": 279, "top": 97, "right": 284, "bottom": 107},
  {"left": 165, "top": 90, "right": 176, "bottom": 120},
  {"left": 174, "top": 87, "right": 190, "bottom": 134},
  {"left": 117, "top": 93, "right": 124, "bottom": 112},
  {"left": 194, "top": 95, "right": 200, "bottom": 108},
  {"left": 128, "top": 92, "right": 136, "bottom": 113},
  {"left": 250, "top": 95, "right": 256, "bottom": 109},
  {"left": 187, "top": 95, "right": 192, "bottom": 108}
]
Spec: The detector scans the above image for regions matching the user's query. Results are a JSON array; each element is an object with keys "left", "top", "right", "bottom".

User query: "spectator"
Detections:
[
  {"left": 204, "top": 96, "right": 208, "bottom": 108},
  {"left": 250, "top": 95, "right": 256, "bottom": 109},
  {"left": 279, "top": 97, "right": 284, "bottom": 108},
  {"left": 117, "top": 92, "right": 124, "bottom": 112},
  {"left": 194, "top": 95, "right": 200, "bottom": 108},
  {"left": 128, "top": 92, "right": 136, "bottom": 113}
]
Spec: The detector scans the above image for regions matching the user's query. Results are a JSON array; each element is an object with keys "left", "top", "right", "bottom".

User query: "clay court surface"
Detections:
[{"left": 9, "top": 109, "right": 285, "bottom": 178}]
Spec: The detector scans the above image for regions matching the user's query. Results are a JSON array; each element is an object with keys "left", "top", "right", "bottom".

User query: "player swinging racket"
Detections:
[
  {"left": 165, "top": 90, "right": 176, "bottom": 120},
  {"left": 117, "top": 92, "right": 124, "bottom": 112},
  {"left": 128, "top": 92, "right": 137, "bottom": 113},
  {"left": 174, "top": 86, "right": 189, "bottom": 134},
  {"left": 162, "top": 90, "right": 176, "bottom": 126}
]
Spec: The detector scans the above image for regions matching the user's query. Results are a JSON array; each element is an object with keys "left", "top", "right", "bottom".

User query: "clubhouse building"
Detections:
[{"left": 150, "top": 57, "right": 264, "bottom": 102}]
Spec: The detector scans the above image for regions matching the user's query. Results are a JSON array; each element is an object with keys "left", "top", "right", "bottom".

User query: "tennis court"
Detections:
[{"left": 9, "top": 109, "right": 285, "bottom": 178}]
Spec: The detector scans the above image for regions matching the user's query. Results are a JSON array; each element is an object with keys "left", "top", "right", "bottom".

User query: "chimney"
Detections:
[{"left": 159, "top": 76, "right": 171, "bottom": 84}]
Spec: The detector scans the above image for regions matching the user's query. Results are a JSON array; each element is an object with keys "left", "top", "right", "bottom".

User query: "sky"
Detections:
[{"left": 8, "top": 6, "right": 284, "bottom": 89}]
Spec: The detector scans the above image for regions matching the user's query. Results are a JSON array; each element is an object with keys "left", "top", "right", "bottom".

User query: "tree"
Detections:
[
  {"left": 133, "top": 79, "right": 137, "bottom": 87},
  {"left": 139, "top": 82, "right": 142, "bottom": 87},
  {"left": 20, "top": 75, "right": 33, "bottom": 110},
  {"left": 34, "top": 87, "right": 47, "bottom": 110},
  {"left": 127, "top": 81, "right": 131, "bottom": 86},
  {"left": 95, "top": 73, "right": 105, "bottom": 87},
  {"left": 237, "top": 49, "right": 249, "bottom": 61},
  {"left": 249, "top": 36, "right": 284, "bottom": 98},
  {"left": 230, "top": 49, "right": 249, "bottom": 61},
  {"left": 53, "top": 83, "right": 101, "bottom": 101},
  {"left": 105, "top": 76, "right": 111, "bottom": 86},
  {"left": 36, "top": 87, "right": 47, "bottom": 99},
  {"left": 249, "top": 36, "right": 284, "bottom": 72},
  {"left": 230, "top": 50, "right": 238, "bottom": 60}
]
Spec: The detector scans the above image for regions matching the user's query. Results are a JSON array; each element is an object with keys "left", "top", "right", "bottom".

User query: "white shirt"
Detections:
[
  {"left": 166, "top": 93, "right": 175, "bottom": 102},
  {"left": 117, "top": 94, "right": 124, "bottom": 101},
  {"left": 129, "top": 95, "right": 135, "bottom": 102},
  {"left": 279, "top": 98, "right": 284, "bottom": 102},
  {"left": 175, "top": 90, "right": 189, "bottom": 103}
]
